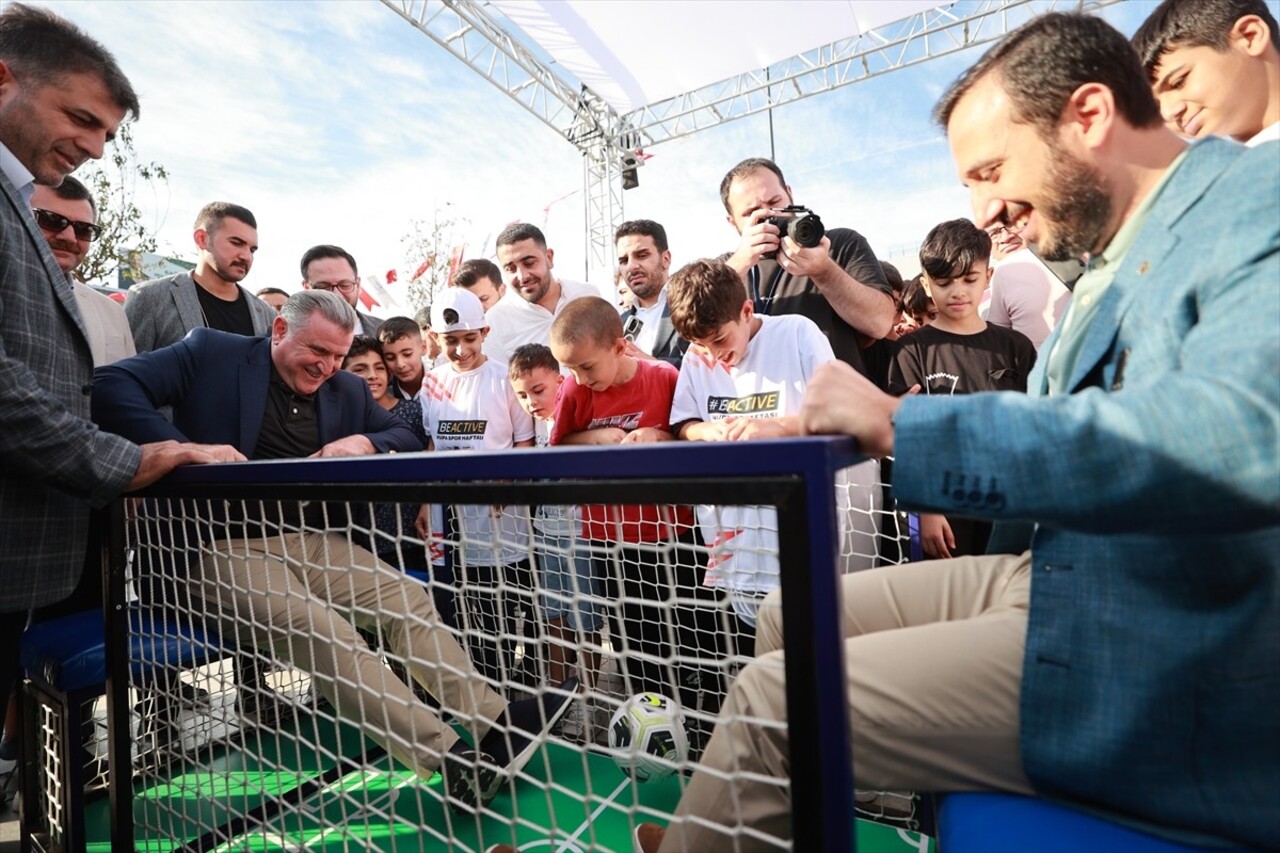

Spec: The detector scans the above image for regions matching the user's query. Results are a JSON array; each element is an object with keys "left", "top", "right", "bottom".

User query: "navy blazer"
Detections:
[
  {"left": 894, "top": 138, "right": 1279, "bottom": 848},
  {"left": 91, "top": 328, "right": 421, "bottom": 456}
]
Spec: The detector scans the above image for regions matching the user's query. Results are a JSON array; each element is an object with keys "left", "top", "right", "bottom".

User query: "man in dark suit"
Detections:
[
  {"left": 640, "top": 12, "right": 1279, "bottom": 853},
  {"left": 125, "top": 201, "right": 277, "bottom": 352},
  {"left": 0, "top": 2, "right": 219, "bottom": 705},
  {"left": 616, "top": 219, "right": 689, "bottom": 369},
  {"left": 93, "top": 290, "right": 576, "bottom": 809}
]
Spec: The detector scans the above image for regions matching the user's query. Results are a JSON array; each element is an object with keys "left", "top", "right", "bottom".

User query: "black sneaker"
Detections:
[
  {"left": 441, "top": 740, "right": 500, "bottom": 812},
  {"left": 479, "top": 676, "right": 579, "bottom": 779}
]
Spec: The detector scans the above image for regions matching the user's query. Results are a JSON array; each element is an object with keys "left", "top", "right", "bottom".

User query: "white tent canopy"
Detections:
[{"left": 490, "top": 0, "right": 942, "bottom": 115}]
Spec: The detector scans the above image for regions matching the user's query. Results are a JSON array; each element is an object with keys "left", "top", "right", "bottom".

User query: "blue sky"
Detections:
[{"left": 44, "top": 0, "right": 1168, "bottom": 305}]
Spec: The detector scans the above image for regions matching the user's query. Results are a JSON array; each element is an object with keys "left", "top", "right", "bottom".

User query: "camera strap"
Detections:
[{"left": 749, "top": 265, "right": 785, "bottom": 315}]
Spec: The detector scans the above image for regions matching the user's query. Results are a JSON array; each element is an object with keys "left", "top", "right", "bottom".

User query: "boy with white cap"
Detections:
[{"left": 414, "top": 288, "right": 538, "bottom": 692}]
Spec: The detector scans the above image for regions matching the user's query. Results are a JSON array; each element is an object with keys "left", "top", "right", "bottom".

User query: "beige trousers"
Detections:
[
  {"left": 661, "top": 552, "right": 1035, "bottom": 852},
  {"left": 191, "top": 531, "right": 508, "bottom": 780}
]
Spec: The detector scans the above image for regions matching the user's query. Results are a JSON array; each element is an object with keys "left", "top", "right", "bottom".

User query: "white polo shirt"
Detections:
[{"left": 484, "top": 278, "right": 597, "bottom": 363}]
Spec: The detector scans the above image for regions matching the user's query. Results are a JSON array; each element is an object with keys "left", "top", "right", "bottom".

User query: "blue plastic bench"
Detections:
[
  {"left": 19, "top": 608, "right": 224, "bottom": 853},
  {"left": 940, "top": 793, "right": 1258, "bottom": 853}
]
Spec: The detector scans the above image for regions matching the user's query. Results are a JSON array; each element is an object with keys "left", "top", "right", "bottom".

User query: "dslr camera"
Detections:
[{"left": 764, "top": 205, "right": 825, "bottom": 259}]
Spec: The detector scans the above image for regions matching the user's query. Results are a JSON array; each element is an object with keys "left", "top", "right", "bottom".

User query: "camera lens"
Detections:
[{"left": 788, "top": 213, "right": 825, "bottom": 248}]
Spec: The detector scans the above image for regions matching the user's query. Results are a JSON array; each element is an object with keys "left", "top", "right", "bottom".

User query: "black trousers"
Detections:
[{"left": 453, "top": 559, "right": 538, "bottom": 688}]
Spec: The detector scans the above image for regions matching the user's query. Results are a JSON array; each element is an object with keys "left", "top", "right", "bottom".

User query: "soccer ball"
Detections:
[{"left": 608, "top": 692, "right": 689, "bottom": 782}]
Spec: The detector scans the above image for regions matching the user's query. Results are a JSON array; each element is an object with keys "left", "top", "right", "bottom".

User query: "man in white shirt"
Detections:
[
  {"left": 1135, "top": 0, "right": 1280, "bottom": 147},
  {"left": 616, "top": 219, "right": 689, "bottom": 368},
  {"left": 984, "top": 222, "right": 1071, "bottom": 351},
  {"left": 488, "top": 223, "right": 595, "bottom": 363}
]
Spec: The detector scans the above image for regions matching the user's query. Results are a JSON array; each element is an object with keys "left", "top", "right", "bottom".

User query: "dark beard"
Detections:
[{"left": 1038, "top": 143, "right": 1112, "bottom": 262}]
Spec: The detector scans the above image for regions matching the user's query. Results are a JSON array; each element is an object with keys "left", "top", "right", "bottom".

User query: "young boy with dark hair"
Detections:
[
  {"left": 1134, "top": 0, "right": 1280, "bottom": 146},
  {"left": 379, "top": 316, "right": 431, "bottom": 402},
  {"left": 548, "top": 298, "right": 716, "bottom": 737},
  {"left": 509, "top": 344, "right": 604, "bottom": 741},
  {"left": 888, "top": 219, "right": 1037, "bottom": 559},
  {"left": 667, "top": 260, "right": 879, "bottom": 648},
  {"left": 413, "top": 289, "right": 539, "bottom": 691},
  {"left": 901, "top": 274, "right": 937, "bottom": 333}
]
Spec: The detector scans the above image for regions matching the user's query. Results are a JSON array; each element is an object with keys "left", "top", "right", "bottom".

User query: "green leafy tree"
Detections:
[
  {"left": 76, "top": 120, "right": 169, "bottom": 284},
  {"left": 400, "top": 205, "right": 469, "bottom": 313}
]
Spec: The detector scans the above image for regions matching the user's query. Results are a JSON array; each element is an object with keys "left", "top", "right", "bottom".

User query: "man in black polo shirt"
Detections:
[
  {"left": 720, "top": 158, "right": 896, "bottom": 375},
  {"left": 94, "top": 291, "right": 576, "bottom": 810}
]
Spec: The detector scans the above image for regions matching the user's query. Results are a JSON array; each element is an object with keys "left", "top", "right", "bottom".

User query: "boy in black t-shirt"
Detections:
[{"left": 888, "top": 219, "right": 1036, "bottom": 559}]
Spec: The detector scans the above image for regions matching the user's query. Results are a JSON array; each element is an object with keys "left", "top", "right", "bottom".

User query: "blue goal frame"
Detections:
[{"left": 104, "top": 436, "right": 865, "bottom": 852}]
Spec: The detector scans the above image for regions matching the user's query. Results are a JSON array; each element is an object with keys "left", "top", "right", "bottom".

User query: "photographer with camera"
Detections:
[{"left": 721, "top": 158, "right": 896, "bottom": 375}]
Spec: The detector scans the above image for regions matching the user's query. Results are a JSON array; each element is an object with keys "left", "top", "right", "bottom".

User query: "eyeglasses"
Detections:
[
  {"left": 986, "top": 223, "right": 1018, "bottom": 238},
  {"left": 33, "top": 208, "right": 103, "bottom": 242},
  {"left": 309, "top": 280, "right": 359, "bottom": 294}
]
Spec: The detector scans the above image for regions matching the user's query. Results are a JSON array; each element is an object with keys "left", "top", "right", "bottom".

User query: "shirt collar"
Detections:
[
  {"left": 0, "top": 140, "right": 36, "bottom": 208},
  {"left": 1089, "top": 146, "right": 1190, "bottom": 273}
]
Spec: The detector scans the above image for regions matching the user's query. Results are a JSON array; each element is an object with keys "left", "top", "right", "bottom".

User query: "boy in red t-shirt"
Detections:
[{"left": 550, "top": 297, "right": 721, "bottom": 742}]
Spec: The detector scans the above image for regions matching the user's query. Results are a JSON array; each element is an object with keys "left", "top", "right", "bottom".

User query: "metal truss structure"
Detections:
[{"left": 381, "top": 0, "right": 1119, "bottom": 280}]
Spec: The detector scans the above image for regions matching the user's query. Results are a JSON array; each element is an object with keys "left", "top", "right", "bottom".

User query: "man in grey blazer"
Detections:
[
  {"left": 641, "top": 12, "right": 1279, "bottom": 853},
  {"left": 0, "top": 2, "right": 223, "bottom": 713},
  {"left": 125, "top": 201, "right": 276, "bottom": 352}
]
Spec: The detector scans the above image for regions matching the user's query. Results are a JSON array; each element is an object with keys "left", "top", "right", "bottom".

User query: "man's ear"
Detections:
[
  {"left": 740, "top": 299, "right": 755, "bottom": 323},
  {"left": 0, "top": 60, "right": 18, "bottom": 106},
  {"left": 1232, "top": 14, "right": 1274, "bottom": 58},
  {"left": 271, "top": 314, "right": 288, "bottom": 343},
  {"left": 1061, "top": 82, "right": 1116, "bottom": 151},
  {"left": 194, "top": 229, "right": 210, "bottom": 252},
  {"left": 545, "top": 247, "right": 555, "bottom": 269}
]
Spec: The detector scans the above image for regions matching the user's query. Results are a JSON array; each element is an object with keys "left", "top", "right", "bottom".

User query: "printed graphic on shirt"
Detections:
[
  {"left": 706, "top": 392, "right": 780, "bottom": 417},
  {"left": 587, "top": 411, "right": 643, "bottom": 431},
  {"left": 436, "top": 419, "right": 487, "bottom": 437},
  {"left": 421, "top": 372, "right": 454, "bottom": 402},
  {"left": 923, "top": 372, "right": 961, "bottom": 395}
]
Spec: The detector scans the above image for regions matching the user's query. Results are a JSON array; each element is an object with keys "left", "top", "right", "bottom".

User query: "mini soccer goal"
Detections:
[{"left": 46, "top": 437, "right": 930, "bottom": 852}]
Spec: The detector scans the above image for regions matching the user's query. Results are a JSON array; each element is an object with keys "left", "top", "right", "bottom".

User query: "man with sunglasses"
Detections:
[
  {"left": 32, "top": 176, "right": 136, "bottom": 365},
  {"left": 300, "top": 244, "right": 382, "bottom": 338},
  {"left": 125, "top": 201, "right": 277, "bottom": 353}
]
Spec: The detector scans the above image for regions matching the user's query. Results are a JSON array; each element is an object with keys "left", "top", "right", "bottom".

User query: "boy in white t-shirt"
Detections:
[
  {"left": 414, "top": 288, "right": 537, "bottom": 691},
  {"left": 668, "top": 260, "right": 881, "bottom": 647}
]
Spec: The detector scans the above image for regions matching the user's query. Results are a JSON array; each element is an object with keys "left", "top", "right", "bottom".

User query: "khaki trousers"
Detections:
[
  {"left": 662, "top": 552, "right": 1034, "bottom": 851},
  {"left": 192, "top": 531, "right": 508, "bottom": 780}
]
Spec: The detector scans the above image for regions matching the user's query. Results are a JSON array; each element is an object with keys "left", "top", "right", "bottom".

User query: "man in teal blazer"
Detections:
[{"left": 644, "top": 13, "right": 1278, "bottom": 853}]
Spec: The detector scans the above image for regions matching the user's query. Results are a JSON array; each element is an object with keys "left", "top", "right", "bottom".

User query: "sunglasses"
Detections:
[{"left": 33, "top": 208, "right": 103, "bottom": 242}]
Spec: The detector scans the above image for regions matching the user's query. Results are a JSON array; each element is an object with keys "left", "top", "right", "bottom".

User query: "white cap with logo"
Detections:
[{"left": 431, "top": 287, "right": 488, "bottom": 333}]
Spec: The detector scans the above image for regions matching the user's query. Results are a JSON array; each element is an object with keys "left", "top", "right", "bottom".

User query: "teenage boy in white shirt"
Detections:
[{"left": 668, "top": 260, "right": 880, "bottom": 648}]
